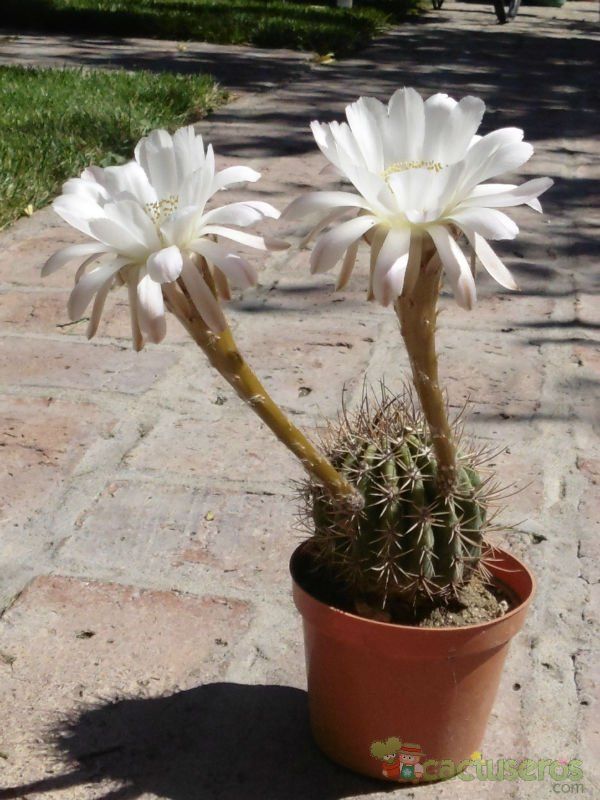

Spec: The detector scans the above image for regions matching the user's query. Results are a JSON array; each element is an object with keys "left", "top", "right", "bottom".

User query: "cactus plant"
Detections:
[
  {"left": 303, "top": 385, "right": 501, "bottom": 610},
  {"left": 44, "top": 94, "right": 549, "bottom": 624},
  {"left": 285, "top": 88, "right": 551, "bottom": 616}
]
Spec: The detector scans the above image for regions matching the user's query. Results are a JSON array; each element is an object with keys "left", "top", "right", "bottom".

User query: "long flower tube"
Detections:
[
  {"left": 43, "top": 125, "right": 358, "bottom": 504},
  {"left": 394, "top": 247, "right": 458, "bottom": 493},
  {"left": 162, "top": 255, "right": 359, "bottom": 504}
]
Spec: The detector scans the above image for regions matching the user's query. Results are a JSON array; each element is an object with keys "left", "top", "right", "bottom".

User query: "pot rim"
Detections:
[{"left": 290, "top": 540, "right": 535, "bottom": 635}]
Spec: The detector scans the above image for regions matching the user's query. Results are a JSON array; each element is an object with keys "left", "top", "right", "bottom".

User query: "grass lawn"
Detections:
[
  {"left": 4, "top": 0, "right": 424, "bottom": 56},
  {"left": 0, "top": 66, "right": 226, "bottom": 230}
]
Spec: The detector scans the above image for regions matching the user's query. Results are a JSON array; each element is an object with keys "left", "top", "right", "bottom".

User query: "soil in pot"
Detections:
[{"left": 294, "top": 543, "right": 518, "bottom": 628}]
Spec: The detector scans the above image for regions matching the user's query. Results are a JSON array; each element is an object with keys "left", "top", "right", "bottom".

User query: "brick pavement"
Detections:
[{"left": 0, "top": 4, "right": 599, "bottom": 798}]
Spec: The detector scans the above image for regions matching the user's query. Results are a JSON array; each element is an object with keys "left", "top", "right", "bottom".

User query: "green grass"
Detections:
[
  {"left": 0, "top": 66, "right": 227, "bottom": 230},
  {"left": 4, "top": 0, "right": 424, "bottom": 56}
]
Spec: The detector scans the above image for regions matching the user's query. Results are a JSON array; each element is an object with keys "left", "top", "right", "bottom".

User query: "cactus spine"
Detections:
[
  {"left": 306, "top": 387, "right": 494, "bottom": 608},
  {"left": 303, "top": 239, "right": 500, "bottom": 611}
]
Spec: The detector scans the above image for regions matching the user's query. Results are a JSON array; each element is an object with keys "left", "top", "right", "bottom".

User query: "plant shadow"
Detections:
[{"left": 0, "top": 683, "right": 405, "bottom": 800}]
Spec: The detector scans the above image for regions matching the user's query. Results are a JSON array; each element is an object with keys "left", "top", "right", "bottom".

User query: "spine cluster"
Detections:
[{"left": 304, "top": 387, "right": 499, "bottom": 608}]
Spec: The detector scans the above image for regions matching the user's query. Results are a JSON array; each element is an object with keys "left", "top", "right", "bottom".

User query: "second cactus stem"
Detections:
[{"left": 395, "top": 254, "right": 457, "bottom": 495}]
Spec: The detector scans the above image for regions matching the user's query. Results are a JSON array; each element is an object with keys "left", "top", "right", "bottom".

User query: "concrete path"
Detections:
[
  {"left": 0, "top": 31, "right": 311, "bottom": 95},
  {"left": 0, "top": 4, "right": 599, "bottom": 798}
]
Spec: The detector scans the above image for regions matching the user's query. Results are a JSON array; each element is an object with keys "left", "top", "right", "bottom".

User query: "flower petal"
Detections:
[
  {"left": 243, "top": 200, "right": 281, "bottom": 220},
  {"left": 89, "top": 161, "right": 157, "bottom": 206},
  {"left": 137, "top": 273, "right": 167, "bottom": 344},
  {"left": 458, "top": 128, "right": 532, "bottom": 193},
  {"left": 68, "top": 258, "right": 128, "bottom": 320},
  {"left": 172, "top": 125, "right": 207, "bottom": 181},
  {"left": 283, "top": 191, "right": 370, "bottom": 220},
  {"left": 103, "top": 199, "right": 160, "bottom": 250},
  {"left": 42, "top": 242, "right": 110, "bottom": 277},
  {"left": 422, "top": 93, "right": 458, "bottom": 162},
  {"left": 126, "top": 270, "right": 145, "bottom": 351},
  {"left": 180, "top": 256, "right": 227, "bottom": 332},
  {"left": 310, "top": 120, "right": 343, "bottom": 172},
  {"left": 86, "top": 277, "right": 113, "bottom": 339},
  {"left": 428, "top": 225, "right": 476, "bottom": 310},
  {"left": 200, "top": 202, "right": 274, "bottom": 228},
  {"left": 460, "top": 177, "right": 553, "bottom": 210},
  {"left": 345, "top": 97, "right": 385, "bottom": 173},
  {"left": 200, "top": 226, "right": 288, "bottom": 252},
  {"left": 450, "top": 207, "right": 519, "bottom": 240},
  {"left": 160, "top": 206, "right": 203, "bottom": 247},
  {"left": 52, "top": 194, "right": 104, "bottom": 237},
  {"left": 63, "top": 174, "right": 109, "bottom": 203},
  {"left": 135, "top": 129, "right": 178, "bottom": 199},
  {"left": 329, "top": 121, "right": 366, "bottom": 171},
  {"left": 438, "top": 95, "right": 485, "bottom": 164},
  {"left": 387, "top": 87, "right": 425, "bottom": 162},
  {"left": 178, "top": 163, "right": 215, "bottom": 210},
  {"left": 343, "top": 165, "right": 393, "bottom": 216},
  {"left": 388, "top": 167, "right": 448, "bottom": 220},
  {"left": 146, "top": 245, "right": 183, "bottom": 284},
  {"left": 310, "top": 215, "right": 377, "bottom": 274},
  {"left": 372, "top": 227, "right": 411, "bottom": 305},
  {"left": 300, "top": 208, "right": 352, "bottom": 248},
  {"left": 336, "top": 238, "right": 360, "bottom": 291},
  {"left": 88, "top": 217, "right": 150, "bottom": 260},
  {"left": 462, "top": 228, "right": 518, "bottom": 290},
  {"left": 190, "top": 239, "right": 258, "bottom": 288},
  {"left": 212, "top": 166, "right": 261, "bottom": 191}
]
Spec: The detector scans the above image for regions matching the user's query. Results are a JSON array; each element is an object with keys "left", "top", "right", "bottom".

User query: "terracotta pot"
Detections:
[{"left": 290, "top": 543, "right": 535, "bottom": 783}]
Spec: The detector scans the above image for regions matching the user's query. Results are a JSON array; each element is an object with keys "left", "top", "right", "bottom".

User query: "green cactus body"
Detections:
[{"left": 307, "top": 390, "right": 493, "bottom": 609}]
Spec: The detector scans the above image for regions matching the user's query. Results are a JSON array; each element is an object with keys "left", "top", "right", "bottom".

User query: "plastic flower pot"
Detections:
[{"left": 290, "top": 542, "right": 535, "bottom": 782}]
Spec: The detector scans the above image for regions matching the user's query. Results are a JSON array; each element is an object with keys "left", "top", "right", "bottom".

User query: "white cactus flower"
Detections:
[
  {"left": 43, "top": 126, "right": 286, "bottom": 348},
  {"left": 284, "top": 88, "right": 553, "bottom": 309}
]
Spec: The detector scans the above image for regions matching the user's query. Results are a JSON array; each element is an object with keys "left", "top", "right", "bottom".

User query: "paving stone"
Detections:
[
  {"left": 0, "top": 222, "right": 83, "bottom": 289},
  {"left": 577, "top": 293, "right": 600, "bottom": 328},
  {"left": 0, "top": 3, "right": 598, "bottom": 797},
  {"left": 0, "top": 33, "right": 311, "bottom": 94},
  {"left": 124, "top": 405, "right": 305, "bottom": 491},
  {"left": 0, "top": 395, "right": 116, "bottom": 526},
  {"left": 55, "top": 481, "right": 299, "bottom": 594},
  {"left": 0, "top": 574, "right": 252, "bottom": 793},
  {"left": 0, "top": 336, "right": 179, "bottom": 395},
  {"left": 0, "top": 288, "right": 195, "bottom": 345}
]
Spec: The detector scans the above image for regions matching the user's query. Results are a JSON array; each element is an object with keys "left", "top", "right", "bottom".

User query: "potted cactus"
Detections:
[
  {"left": 283, "top": 88, "right": 551, "bottom": 780},
  {"left": 43, "top": 90, "right": 551, "bottom": 783}
]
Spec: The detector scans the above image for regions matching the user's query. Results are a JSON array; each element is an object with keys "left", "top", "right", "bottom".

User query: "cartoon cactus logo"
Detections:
[
  {"left": 370, "top": 737, "right": 403, "bottom": 779},
  {"left": 370, "top": 737, "right": 426, "bottom": 781}
]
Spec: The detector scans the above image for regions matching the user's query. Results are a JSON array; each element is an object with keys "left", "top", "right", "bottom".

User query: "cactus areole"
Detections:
[{"left": 304, "top": 378, "right": 497, "bottom": 613}]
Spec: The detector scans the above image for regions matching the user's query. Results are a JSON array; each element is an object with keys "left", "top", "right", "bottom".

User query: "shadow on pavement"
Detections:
[
  {"left": 0, "top": 31, "right": 311, "bottom": 95},
  {"left": 0, "top": 683, "right": 402, "bottom": 800}
]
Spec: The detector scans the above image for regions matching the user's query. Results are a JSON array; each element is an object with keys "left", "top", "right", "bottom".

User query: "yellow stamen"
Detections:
[
  {"left": 145, "top": 196, "right": 179, "bottom": 224},
  {"left": 382, "top": 160, "right": 444, "bottom": 181}
]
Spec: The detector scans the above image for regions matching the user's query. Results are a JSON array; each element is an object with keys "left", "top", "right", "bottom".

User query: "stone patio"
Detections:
[{"left": 0, "top": 3, "right": 598, "bottom": 798}]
